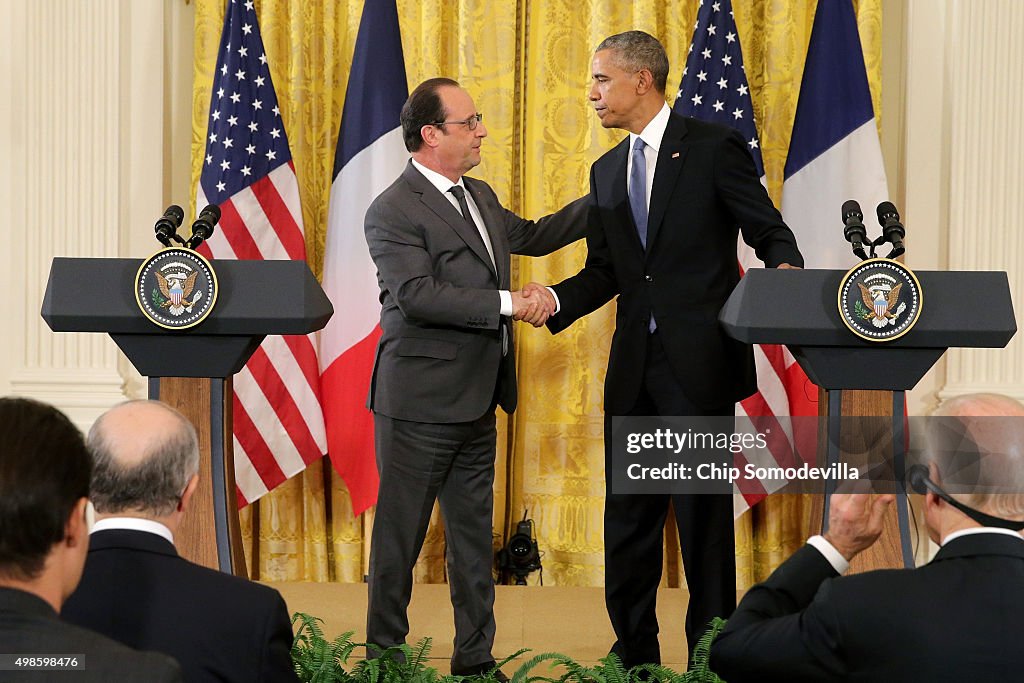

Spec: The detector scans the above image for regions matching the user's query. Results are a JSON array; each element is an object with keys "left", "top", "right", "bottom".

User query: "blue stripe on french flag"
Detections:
[{"left": 781, "top": 0, "right": 889, "bottom": 271}]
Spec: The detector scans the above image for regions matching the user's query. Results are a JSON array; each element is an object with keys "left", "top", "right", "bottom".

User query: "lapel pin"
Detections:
[{"left": 672, "top": 152, "right": 680, "bottom": 159}]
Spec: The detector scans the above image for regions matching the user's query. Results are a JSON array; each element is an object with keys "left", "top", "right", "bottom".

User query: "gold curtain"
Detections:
[{"left": 191, "top": 0, "right": 884, "bottom": 589}]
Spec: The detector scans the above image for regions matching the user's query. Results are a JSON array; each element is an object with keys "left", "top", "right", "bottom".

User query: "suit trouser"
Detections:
[
  {"left": 366, "top": 411, "right": 498, "bottom": 671},
  {"left": 604, "top": 330, "right": 737, "bottom": 669}
]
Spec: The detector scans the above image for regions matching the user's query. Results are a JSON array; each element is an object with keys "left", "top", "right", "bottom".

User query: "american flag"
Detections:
[
  {"left": 195, "top": 0, "right": 327, "bottom": 506},
  {"left": 674, "top": 0, "right": 810, "bottom": 514}
]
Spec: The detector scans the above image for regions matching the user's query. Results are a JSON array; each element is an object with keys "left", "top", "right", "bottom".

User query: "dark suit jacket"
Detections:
[
  {"left": 0, "top": 586, "right": 181, "bottom": 682},
  {"left": 61, "top": 529, "right": 296, "bottom": 683},
  {"left": 366, "top": 161, "right": 588, "bottom": 423},
  {"left": 710, "top": 533, "right": 1024, "bottom": 682},
  {"left": 550, "top": 114, "right": 802, "bottom": 412}
]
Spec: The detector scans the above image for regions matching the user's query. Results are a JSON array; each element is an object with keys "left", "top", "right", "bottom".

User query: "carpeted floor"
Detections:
[{"left": 271, "top": 582, "right": 699, "bottom": 674}]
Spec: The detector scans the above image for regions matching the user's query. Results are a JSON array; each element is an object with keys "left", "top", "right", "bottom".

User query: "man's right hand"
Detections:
[
  {"left": 823, "top": 488, "right": 895, "bottom": 562},
  {"left": 512, "top": 284, "right": 555, "bottom": 327}
]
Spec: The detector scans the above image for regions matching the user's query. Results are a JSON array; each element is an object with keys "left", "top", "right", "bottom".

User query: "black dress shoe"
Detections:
[{"left": 451, "top": 661, "right": 510, "bottom": 681}]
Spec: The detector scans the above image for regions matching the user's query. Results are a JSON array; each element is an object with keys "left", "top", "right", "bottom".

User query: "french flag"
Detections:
[
  {"left": 781, "top": 0, "right": 889, "bottom": 270},
  {"left": 319, "top": 0, "right": 408, "bottom": 515}
]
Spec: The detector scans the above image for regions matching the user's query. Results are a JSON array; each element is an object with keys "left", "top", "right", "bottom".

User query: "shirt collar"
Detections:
[
  {"left": 92, "top": 517, "right": 175, "bottom": 545},
  {"left": 942, "top": 526, "right": 1024, "bottom": 546},
  {"left": 629, "top": 102, "right": 671, "bottom": 154},
  {"left": 411, "top": 158, "right": 464, "bottom": 195}
]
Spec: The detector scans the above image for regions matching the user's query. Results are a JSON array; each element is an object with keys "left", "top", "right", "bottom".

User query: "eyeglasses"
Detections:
[{"left": 433, "top": 113, "right": 483, "bottom": 131}]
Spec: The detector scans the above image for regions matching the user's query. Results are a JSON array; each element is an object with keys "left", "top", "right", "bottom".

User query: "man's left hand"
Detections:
[{"left": 824, "top": 488, "right": 895, "bottom": 561}]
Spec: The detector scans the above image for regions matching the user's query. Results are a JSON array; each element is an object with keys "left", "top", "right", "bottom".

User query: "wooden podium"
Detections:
[
  {"left": 42, "top": 257, "right": 332, "bottom": 576},
  {"left": 720, "top": 268, "right": 1016, "bottom": 570}
]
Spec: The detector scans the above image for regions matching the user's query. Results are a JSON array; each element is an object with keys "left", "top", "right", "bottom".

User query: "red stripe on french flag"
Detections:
[{"left": 320, "top": 326, "right": 382, "bottom": 515}]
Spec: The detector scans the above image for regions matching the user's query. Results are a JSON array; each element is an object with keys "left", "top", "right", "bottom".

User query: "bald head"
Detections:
[
  {"left": 928, "top": 393, "right": 1024, "bottom": 520},
  {"left": 936, "top": 393, "right": 1024, "bottom": 418},
  {"left": 87, "top": 400, "right": 199, "bottom": 517}
]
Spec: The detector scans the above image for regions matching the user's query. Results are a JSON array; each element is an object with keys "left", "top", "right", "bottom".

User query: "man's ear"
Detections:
[
  {"left": 420, "top": 124, "right": 440, "bottom": 148},
  {"left": 65, "top": 497, "right": 90, "bottom": 547},
  {"left": 178, "top": 473, "right": 200, "bottom": 513},
  {"left": 635, "top": 68, "right": 655, "bottom": 95}
]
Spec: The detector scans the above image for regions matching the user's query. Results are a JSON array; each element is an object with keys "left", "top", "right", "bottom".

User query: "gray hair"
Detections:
[
  {"left": 87, "top": 400, "right": 200, "bottom": 517},
  {"left": 596, "top": 31, "right": 670, "bottom": 93},
  {"left": 927, "top": 393, "right": 1024, "bottom": 519}
]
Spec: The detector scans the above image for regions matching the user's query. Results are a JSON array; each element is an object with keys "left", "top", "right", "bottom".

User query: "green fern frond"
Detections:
[{"left": 680, "top": 617, "right": 728, "bottom": 683}]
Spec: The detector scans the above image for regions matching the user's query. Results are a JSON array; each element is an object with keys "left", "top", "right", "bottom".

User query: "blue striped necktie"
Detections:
[{"left": 629, "top": 137, "right": 649, "bottom": 248}]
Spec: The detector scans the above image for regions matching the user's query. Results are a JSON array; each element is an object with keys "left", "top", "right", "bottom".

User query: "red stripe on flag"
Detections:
[
  {"left": 758, "top": 343, "right": 788, "bottom": 382},
  {"left": 246, "top": 346, "right": 323, "bottom": 465},
  {"left": 233, "top": 399, "right": 287, "bottom": 496},
  {"left": 785, "top": 363, "right": 819, "bottom": 417},
  {"left": 250, "top": 174, "right": 307, "bottom": 260},
  {"left": 218, "top": 198, "right": 262, "bottom": 259},
  {"left": 740, "top": 393, "right": 801, "bottom": 470},
  {"left": 732, "top": 451, "right": 768, "bottom": 504},
  {"left": 321, "top": 326, "right": 382, "bottom": 515},
  {"left": 283, "top": 334, "right": 324, "bottom": 401}
]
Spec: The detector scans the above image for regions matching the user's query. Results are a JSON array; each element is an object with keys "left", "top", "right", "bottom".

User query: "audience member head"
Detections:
[
  {"left": 0, "top": 397, "right": 92, "bottom": 609},
  {"left": 924, "top": 393, "right": 1024, "bottom": 540},
  {"left": 87, "top": 400, "right": 200, "bottom": 530},
  {"left": 590, "top": 31, "right": 669, "bottom": 133}
]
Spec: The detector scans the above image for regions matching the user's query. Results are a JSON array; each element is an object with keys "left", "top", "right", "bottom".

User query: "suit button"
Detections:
[{"left": 644, "top": 275, "right": 653, "bottom": 282}]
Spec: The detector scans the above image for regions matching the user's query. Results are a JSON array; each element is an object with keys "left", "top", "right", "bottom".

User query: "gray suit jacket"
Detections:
[
  {"left": 0, "top": 587, "right": 181, "bottom": 683},
  {"left": 365, "top": 161, "right": 588, "bottom": 423}
]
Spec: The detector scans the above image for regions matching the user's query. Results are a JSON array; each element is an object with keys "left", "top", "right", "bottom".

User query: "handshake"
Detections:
[{"left": 511, "top": 282, "right": 555, "bottom": 327}]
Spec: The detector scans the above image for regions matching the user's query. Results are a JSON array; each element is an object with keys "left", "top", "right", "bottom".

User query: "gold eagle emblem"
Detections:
[{"left": 156, "top": 271, "right": 202, "bottom": 316}]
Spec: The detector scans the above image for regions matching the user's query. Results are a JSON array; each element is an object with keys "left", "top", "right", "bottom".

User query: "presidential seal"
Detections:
[
  {"left": 838, "top": 258, "right": 922, "bottom": 342},
  {"left": 135, "top": 248, "right": 218, "bottom": 329}
]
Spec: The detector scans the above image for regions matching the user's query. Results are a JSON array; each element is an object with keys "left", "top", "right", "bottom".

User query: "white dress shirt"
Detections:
[
  {"left": 808, "top": 526, "right": 1024, "bottom": 575},
  {"left": 92, "top": 517, "right": 175, "bottom": 545},
  {"left": 411, "top": 158, "right": 512, "bottom": 316},
  {"left": 626, "top": 102, "right": 672, "bottom": 212}
]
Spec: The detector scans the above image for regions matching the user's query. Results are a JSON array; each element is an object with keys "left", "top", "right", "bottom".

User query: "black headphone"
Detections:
[{"left": 907, "top": 464, "right": 1024, "bottom": 531}]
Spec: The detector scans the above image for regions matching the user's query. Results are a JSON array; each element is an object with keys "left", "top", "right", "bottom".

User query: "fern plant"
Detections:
[
  {"left": 289, "top": 611, "right": 727, "bottom": 683},
  {"left": 290, "top": 613, "right": 360, "bottom": 682}
]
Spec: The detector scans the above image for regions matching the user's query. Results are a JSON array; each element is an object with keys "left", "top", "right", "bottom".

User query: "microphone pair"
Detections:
[
  {"left": 841, "top": 200, "right": 905, "bottom": 259},
  {"left": 153, "top": 204, "right": 221, "bottom": 251}
]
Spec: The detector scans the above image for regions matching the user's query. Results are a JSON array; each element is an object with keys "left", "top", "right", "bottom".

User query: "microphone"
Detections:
[
  {"left": 841, "top": 200, "right": 869, "bottom": 261},
  {"left": 876, "top": 201, "right": 906, "bottom": 258},
  {"left": 186, "top": 204, "right": 221, "bottom": 251},
  {"left": 154, "top": 205, "right": 185, "bottom": 247}
]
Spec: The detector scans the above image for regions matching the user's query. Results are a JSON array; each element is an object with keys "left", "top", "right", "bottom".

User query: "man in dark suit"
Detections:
[
  {"left": 711, "top": 393, "right": 1024, "bottom": 682},
  {"left": 0, "top": 397, "right": 181, "bottom": 683},
  {"left": 364, "top": 77, "right": 587, "bottom": 679},
  {"left": 538, "top": 31, "right": 803, "bottom": 668},
  {"left": 61, "top": 400, "right": 296, "bottom": 683}
]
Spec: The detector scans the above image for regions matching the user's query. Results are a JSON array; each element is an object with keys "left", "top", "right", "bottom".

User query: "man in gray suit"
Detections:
[
  {"left": 0, "top": 397, "right": 181, "bottom": 682},
  {"left": 364, "top": 77, "right": 588, "bottom": 679}
]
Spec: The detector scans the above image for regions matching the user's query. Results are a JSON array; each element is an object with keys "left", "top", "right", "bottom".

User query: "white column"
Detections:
[
  {"left": 900, "top": 0, "right": 1024, "bottom": 409},
  {"left": 941, "top": 0, "right": 1024, "bottom": 401},
  {"left": 0, "top": 0, "right": 171, "bottom": 430}
]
